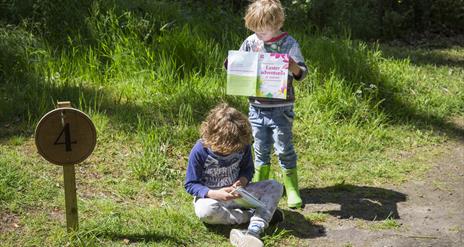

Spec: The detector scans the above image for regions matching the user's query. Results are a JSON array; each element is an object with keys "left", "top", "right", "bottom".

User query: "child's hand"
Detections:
[
  {"left": 207, "top": 187, "right": 240, "bottom": 201},
  {"left": 289, "top": 57, "right": 302, "bottom": 78},
  {"left": 232, "top": 177, "right": 249, "bottom": 188}
]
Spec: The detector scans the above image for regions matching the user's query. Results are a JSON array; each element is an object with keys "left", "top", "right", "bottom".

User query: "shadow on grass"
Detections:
[
  {"left": 0, "top": 76, "right": 232, "bottom": 141},
  {"left": 305, "top": 37, "right": 464, "bottom": 143},
  {"left": 375, "top": 76, "right": 464, "bottom": 141},
  {"left": 0, "top": 80, "right": 143, "bottom": 138},
  {"left": 0, "top": 26, "right": 239, "bottom": 139},
  {"left": 1, "top": 9, "right": 238, "bottom": 140},
  {"left": 379, "top": 44, "right": 464, "bottom": 68},
  {"left": 301, "top": 183, "right": 407, "bottom": 220},
  {"left": 98, "top": 231, "right": 188, "bottom": 245},
  {"left": 203, "top": 222, "right": 247, "bottom": 238},
  {"left": 203, "top": 210, "right": 326, "bottom": 240}
]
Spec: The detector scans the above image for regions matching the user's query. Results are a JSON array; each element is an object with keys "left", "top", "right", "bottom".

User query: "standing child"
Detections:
[
  {"left": 238, "top": 0, "right": 308, "bottom": 208},
  {"left": 185, "top": 103, "right": 284, "bottom": 247}
]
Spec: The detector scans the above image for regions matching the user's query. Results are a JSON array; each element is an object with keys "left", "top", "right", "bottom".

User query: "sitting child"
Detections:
[{"left": 184, "top": 103, "right": 284, "bottom": 247}]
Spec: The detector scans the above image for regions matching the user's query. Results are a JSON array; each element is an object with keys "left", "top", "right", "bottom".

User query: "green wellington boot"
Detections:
[
  {"left": 252, "top": 165, "right": 270, "bottom": 182},
  {"left": 283, "top": 168, "right": 302, "bottom": 208}
]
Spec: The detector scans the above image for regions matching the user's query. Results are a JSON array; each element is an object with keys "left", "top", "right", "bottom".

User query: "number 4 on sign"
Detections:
[
  {"left": 54, "top": 123, "right": 77, "bottom": 152},
  {"left": 35, "top": 101, "right": 96, "bottom": 232}
]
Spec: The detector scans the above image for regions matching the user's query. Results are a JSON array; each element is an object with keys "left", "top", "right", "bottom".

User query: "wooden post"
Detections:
[
  {"left": 35, "top": 101, "right": 96, "bottom": 233},
  {"left": 57, "top": 101, "right": 71, "bottom": 108},
  {"left": 63, "top": 165, "right": 78, "bottom": 232},
  {"left": 57, "top": 101, "right": 78, "bottom": 231}
]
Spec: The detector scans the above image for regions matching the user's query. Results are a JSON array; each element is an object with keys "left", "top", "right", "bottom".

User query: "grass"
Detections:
[
  {"left": 354, "top": 214, "right": 402, "bottom": 231},
  {"left": 304, "top": 213, "right": 329, "bottom": 223},
  {"left": 370, "top": 218, "right": 402, "bottom": 230},
  {"left": 1, "top": 0, "right": 463, "bottom": 246}
]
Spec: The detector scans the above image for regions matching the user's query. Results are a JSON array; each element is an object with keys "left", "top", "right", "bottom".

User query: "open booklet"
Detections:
[
  {"left": 227, "top": 51, "right": 289, "bottom": 99},
  {"left": 233, "top": 187, "right": 266, "bottom": 209}
]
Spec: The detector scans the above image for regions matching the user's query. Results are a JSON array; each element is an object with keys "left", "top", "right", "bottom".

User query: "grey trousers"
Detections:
[{"left": 194, "top": 180, "right": 283, "bottom": 229}]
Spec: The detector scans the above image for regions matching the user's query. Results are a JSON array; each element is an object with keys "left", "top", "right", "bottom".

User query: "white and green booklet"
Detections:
[
  {"left": 233, "top": 187, "right": 266, "bottom": 209},
  {"left": 227, "top": 51, "right": 289, "bottom": 99}
]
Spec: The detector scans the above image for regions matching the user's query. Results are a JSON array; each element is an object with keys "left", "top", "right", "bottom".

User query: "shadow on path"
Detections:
[
  {"left": 279, "top": 209, "right": 326, "bottom": 239},
  {"left": 301, "top": 183, "right": 407, "bottom": 220}
]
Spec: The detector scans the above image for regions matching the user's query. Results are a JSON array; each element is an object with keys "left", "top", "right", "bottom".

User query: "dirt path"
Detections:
[{"left": 288, "top": 140, "right": 464, "bottom": 247}]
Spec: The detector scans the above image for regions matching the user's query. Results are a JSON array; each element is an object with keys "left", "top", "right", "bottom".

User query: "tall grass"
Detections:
[{"left": 1, "top": 0, "right": 463, "bottom": 246}]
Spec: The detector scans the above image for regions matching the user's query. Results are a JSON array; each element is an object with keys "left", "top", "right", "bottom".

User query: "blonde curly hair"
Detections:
[
  {"left": 244, "top": 0, "right": 285, "bottom": 32},
  {"left": 200, "top": 103, "right": 252, "bottom": 155}
]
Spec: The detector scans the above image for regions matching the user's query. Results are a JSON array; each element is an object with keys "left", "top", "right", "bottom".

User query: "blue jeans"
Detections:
[{"left": 248, "top": 105, "right": 297, "bottom": 169}]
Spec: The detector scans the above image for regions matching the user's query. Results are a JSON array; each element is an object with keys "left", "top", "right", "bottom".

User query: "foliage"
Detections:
[{"left": 287, "top": 0, "right": 464, "bottom": 40}]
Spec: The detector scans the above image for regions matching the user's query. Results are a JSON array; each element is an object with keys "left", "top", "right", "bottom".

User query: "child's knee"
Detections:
[
  {"left": 194, "top": 199, "right": 220, "bottom": 223},
  {"left": 256, "top": 180, "right": 284, "bottom": 197},
  {"left": 266, "top": 180, "right": 284, "bottom": 197}
]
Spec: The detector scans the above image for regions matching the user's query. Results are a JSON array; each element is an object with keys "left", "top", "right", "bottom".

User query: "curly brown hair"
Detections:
[
  {"left": 244, "top": 0, "right": 285, "bottom": 32},
  {"left": 200, "top": 103, "right": 252, "bottom": 155}
]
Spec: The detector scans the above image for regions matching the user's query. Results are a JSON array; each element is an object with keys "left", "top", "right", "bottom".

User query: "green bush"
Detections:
[
  {"left": 3, "top": 0, "right": 462, "bottom": 41},
  {"left": 287, "top": 0, "right": 464, "bottom": 40}
]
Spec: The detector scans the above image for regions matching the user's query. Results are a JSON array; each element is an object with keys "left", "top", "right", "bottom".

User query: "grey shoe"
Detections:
[{"left": 230, "top": 229, "right": 264, "bottom": 247}]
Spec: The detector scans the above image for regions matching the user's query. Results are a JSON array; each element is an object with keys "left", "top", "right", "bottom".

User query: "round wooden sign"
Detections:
[{"left": 35, "top": 107, "right": 96, "bottom": 165}]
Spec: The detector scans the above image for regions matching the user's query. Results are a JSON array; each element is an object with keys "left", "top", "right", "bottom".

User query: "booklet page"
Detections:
[{"left": 227, "top": 51, "right": 259, "bottom": 97}]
